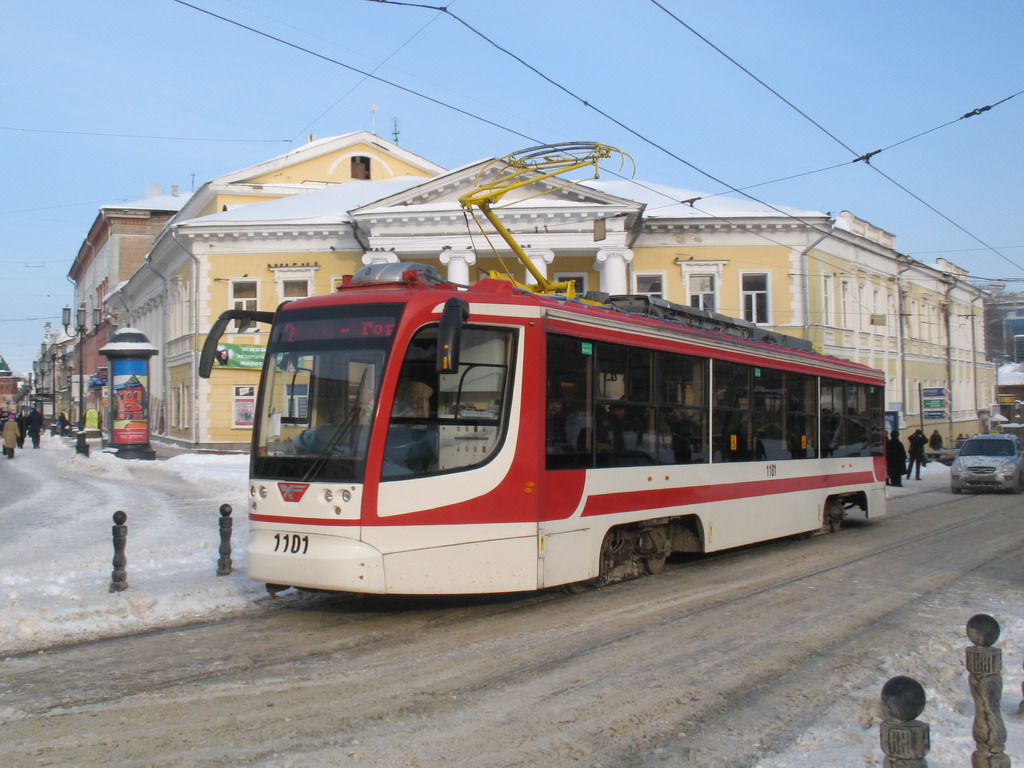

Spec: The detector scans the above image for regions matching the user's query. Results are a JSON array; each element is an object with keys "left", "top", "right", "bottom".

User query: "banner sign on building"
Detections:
[{"left": 213, "top": 343, "right": 266, "bottom": 370}]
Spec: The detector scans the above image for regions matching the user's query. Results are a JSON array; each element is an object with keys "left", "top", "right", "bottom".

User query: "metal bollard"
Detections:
[
  {"left": 965, "top": 614, "right": 1010, "bottom": 768},
  {"left": 879, "top": 675, "right": 929, "bottom": 767},
  {"left": 216, "top": 504, "right": 233, "bottom": 576},
  {"left": 109, "top": 511, "right": 128, "bottom": 593}
]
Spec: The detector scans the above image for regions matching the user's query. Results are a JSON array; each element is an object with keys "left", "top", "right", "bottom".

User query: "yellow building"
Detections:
[
  {"left": 116, "top": 132, "right": 445, "bottom": 448},
  {"left": 113, "top": 137, "right": 994, "bottom": 449}
]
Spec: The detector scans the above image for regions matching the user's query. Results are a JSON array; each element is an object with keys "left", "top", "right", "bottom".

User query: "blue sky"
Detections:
[{"left": 2, "top": 0, "right": 1021, "bottom": 373}]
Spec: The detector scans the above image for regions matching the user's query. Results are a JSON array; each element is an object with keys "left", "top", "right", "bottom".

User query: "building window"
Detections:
[
  {"left": 555, "top": 272, "right": 588, "bottom": 296},
  {"left": 351, "top": 156, "right": 371, "bottom": 180},
  {"left": 282, "top": 279, "right": 309, "bottom": 299},
  {"left": 689, "top": 274, "right": 716, "bottom": 311},
  {"left": 272, "top": 265, "right": 319, "bottom": 303},
  {"left": 822, "top": 274, "right": 834, "bottom": 326},
  {"left": 741, "top": 273, "right": 768, "bottom": 324},
  {"left": 231, "top": 279, "right": 258, "bottom": 330},
  {"left": 634, "top": 272, "right": 664, "bottom": 299}
]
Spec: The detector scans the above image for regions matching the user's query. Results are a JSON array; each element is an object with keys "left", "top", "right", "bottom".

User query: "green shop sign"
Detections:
[{"left": 212, "top": 343, "right": 266, "bottom": 371}]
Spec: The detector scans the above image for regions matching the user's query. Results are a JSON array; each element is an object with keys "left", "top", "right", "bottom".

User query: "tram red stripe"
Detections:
[
  {"left": 580, "top": 470, "right": 876, "bottom": 518},
  {"left": 249, "top": 513, "right": 357, "bottom": 527}
]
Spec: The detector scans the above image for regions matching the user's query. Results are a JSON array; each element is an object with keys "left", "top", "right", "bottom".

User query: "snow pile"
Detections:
[{"left": 0, "top": 441, "right": 302, "bottom": 658}]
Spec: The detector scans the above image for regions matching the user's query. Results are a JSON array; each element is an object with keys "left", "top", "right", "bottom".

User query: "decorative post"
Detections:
[
  {"left": 879, "top": 675, "right": 929, "bottom": 767},
  {"left": 109, "top": 511, "right": 128, "bottom": 593},
  {"left": 217, "top": 504, "right": 233, "bottom": 576},
  {"left": 99, "top": 328, "right": 158, "bottom": 460},
  {"left": 965, "top": 614, "right": 1010, "bottom": 768}
]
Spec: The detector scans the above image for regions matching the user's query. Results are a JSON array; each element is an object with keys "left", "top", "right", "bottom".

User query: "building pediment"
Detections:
[{"left": 349, "top": 159, "right": 644, "bottom": 255}]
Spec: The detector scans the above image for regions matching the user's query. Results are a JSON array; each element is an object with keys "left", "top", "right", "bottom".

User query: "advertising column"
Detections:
[{"left": 99, "top": 328, "right": 158, "bottom": 460}]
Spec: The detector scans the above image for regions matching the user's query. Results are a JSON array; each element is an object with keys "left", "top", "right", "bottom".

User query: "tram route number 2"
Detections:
[{"left": 273, "top": 533, "right": 310, "bottom": 555}]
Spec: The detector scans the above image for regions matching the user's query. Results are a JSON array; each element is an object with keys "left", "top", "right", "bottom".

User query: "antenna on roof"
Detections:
[
  {"left": 371, "top": 104, "right": 378, "bottom": 135},
  {"left": 392, "top": 118, "right": 400, "bottom": 145}
]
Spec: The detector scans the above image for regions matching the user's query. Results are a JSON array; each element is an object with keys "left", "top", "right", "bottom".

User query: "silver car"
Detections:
[{"left": 950, "top": 434, "right": 1024, "bottom": 494}]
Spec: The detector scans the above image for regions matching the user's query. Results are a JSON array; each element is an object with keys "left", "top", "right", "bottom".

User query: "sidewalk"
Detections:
[
  {"left": 50, "top": 432, "right": 247, "bottom": 461},
  {"left": 886, "top": 456, "right": 950, "bottom": 498}
]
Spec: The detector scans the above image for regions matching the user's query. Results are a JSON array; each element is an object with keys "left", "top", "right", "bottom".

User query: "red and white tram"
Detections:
[{"left": 202, "top": 262, "right": 887, "bottom": 595}]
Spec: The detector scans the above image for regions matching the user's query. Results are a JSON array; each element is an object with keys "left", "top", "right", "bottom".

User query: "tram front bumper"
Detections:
[{"left": 247, "top": 529, "right": 386, "bottom": 593}]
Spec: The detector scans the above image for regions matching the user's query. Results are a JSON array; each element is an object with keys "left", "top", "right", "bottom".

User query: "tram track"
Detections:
[{"left": 2, "top": 492, "right": 1012, "bottom": 724}]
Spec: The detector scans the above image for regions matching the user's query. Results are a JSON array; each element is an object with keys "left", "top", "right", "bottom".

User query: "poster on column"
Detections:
[{"left": 112, "top": 359, "right": 149, "bottom": 444}]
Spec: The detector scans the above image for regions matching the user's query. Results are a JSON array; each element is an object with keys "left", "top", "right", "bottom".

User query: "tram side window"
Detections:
[
  {"left": 546, "top": 334, "right": 594, "bottom": 470},
  {"left": 820, "top": 379, "right": 844, "bottom": 457},
  {"left": 595, "top": 342, "right": 657, "bottom": 466},
  {"left": 656, "top": 351, "right": 708, "bottom": 464},
  {"left": 868, "top": 384, "right": 885, "bottom": 456},
  {"left": 382, "top": 326, "right": 514, "bottom": 479},
  {"left": 713, "top": 360, "right": 753, "bottom": 462},
  {"left": 752, "top": 367, "right": 787, "bottom": 460},
  {"left": 786, "top": 372, "right": 818, "bottom": 459},
  {"left": 843, "top": 382, "right": 870, "bottom": 457}
]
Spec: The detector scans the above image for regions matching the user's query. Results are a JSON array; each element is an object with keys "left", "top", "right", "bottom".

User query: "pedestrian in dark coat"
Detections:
[
  {"left": 906, "top": 428, "right": 928, "bottom": 480},
  {"left": 928, "top": 430, "right": 943, "bottom": 451},
  {"left": 15, "top": 410, "right": 27, "bottom": 449},
  {"left": 886, "top": 429, "right": 907, "bottom": 486},
  {"left": 27, "top": 406, "right": 43, "bottom": 449}
]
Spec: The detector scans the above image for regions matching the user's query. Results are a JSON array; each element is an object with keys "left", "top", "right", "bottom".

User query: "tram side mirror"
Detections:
[
  {"left": 199, "top": 309, "right": 275, "bottom": 378},
  {"left": 436, "top": 297, "right": 470, "bottom": 373}
]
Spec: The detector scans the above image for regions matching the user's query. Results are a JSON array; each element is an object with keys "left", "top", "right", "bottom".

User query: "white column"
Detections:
[
  {"left": 524, "top": 249, "right": 554, "bottom": 287},
  {"left": 362, "top": 249, "right": 399, "bottom": 266},
  {"left": 593, "top": 248, "right": 633, "bottom": 295},
  {"left": 439, "top": 247, "right": 476, "bottom": 286}
]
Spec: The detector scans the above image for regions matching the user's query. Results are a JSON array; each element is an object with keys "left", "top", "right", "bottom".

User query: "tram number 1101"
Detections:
[
  {"left": 273, "top": 533, "right": 310, "bottom": 555},
  {"left": 766, "top": 464, "right": 778, "bottom": 478}
]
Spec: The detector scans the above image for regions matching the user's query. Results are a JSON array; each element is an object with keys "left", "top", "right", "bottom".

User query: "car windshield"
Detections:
[{"left": 959, "top": 439, "right": 1017, "bottom": 457}]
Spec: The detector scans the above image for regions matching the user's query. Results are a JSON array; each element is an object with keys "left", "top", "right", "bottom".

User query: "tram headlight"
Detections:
[
  {"left": 342, "top": 489, "right": 352, "bottom": 503},
  {"left": 324, "top": 489, "right": 334, "bottom": 503},
  {"left": 259, "top": 486, "right": 268, "bottom": 499}
]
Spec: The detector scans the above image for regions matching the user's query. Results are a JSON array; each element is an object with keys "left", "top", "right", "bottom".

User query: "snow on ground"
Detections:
[
  {"left": 0, "top": 437, "right": 306, "bottom": 658},
  {"left": 756, "top": 458, "right": 1024, "bottom": 767},
  {"left": 0, "top": 440, "right": 1020, "bottom": 765}
]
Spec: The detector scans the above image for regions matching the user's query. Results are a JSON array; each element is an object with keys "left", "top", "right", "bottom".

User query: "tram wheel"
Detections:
[
  {"left": 644, "top": 554, "right": 667, "bottom": 574},
  {"left": 823, "top": 498, "right": 844, "bottom": 533}
]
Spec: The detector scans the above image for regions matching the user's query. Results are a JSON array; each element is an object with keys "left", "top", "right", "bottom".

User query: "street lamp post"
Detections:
[{"left": 63, "top": 306, "right": 101, "bottom": 455}]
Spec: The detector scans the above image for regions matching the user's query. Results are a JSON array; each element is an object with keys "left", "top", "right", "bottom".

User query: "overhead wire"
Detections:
[
  {"left": 169, "top": 0, "right": 995, "bottom": 321},
  {"left": 0, "top": 126, "right": 290, "bottom": 143},
  {"left": 646, "top": 0, "right": 1023, "bottom": 273},
  {"left": 167, "top": 0, "right": 540, "bottom": 144}
]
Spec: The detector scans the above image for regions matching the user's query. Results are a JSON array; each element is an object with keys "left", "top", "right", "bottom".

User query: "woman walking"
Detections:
[{"left": 3, "top": 413, "right": 19, "bottom": 459}]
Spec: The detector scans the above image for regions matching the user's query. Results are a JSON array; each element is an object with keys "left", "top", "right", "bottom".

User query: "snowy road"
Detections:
[{"left": 1, "top": 450, "right": 1022, "bottom": 767}]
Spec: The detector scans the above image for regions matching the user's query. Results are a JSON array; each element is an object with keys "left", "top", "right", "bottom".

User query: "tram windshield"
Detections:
[{"left": 252, "top": 303, "right": 403, "bottom": 483}]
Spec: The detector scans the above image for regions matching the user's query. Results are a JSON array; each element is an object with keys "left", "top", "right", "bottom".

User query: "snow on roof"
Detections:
[
  {"left": 581, "top": 178, "right": 826, "bottom": 219},
  {"left": 101, "top": 192, "right": 192, "bottom": 213},
  {"left": 179, "top": 177, "right": 429, "bottom": 227},
  {"left": 998, "top": 361, "right": 1024, "bottom": 386}
]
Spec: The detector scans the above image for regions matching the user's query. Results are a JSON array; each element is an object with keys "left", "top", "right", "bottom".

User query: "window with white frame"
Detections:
[
  {"left": 271, "top": 265, "right": 319, "bottom": 304},
  {"left": 554, "top": 272, "right": 588, "bottom": 296},
  {"left": 822, "top": 274, "right": 834, "bottom": 326},
  {"left": 840, "top": 279, "right": 852, "bottom": 328},
  {"left": 689, "top": 274, "right": 716, "bottom": 311},
  {"left": 231, "top": 279, "right": 258, "bottom": 330},
  {"left": 741, "top": 272, "right": 769, "bottom": 324},
  {"left": 634, "top": 272, "right": 665, "bottom": 299}
]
